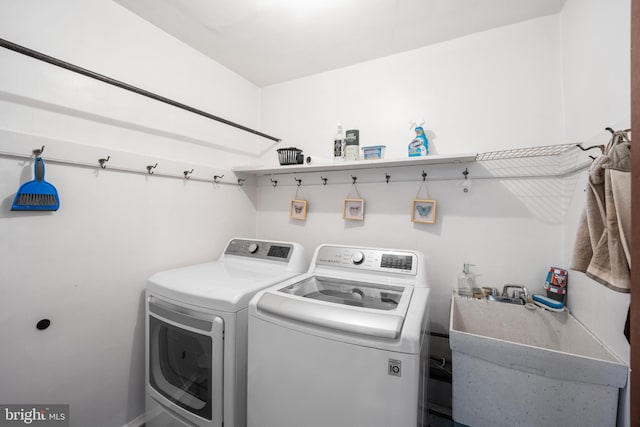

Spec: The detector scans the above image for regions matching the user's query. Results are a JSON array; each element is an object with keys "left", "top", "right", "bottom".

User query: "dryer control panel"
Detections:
[
  {"left": 224, "top": 239, "right": 293, "bottom": 262},
  {"left": 315, "top": 245, "right": 418, "bottom": 275}
]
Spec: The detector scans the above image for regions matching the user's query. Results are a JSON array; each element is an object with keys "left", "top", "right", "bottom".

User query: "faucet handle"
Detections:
[
  {"left": 481, "top": 287, "right": 499, "bottom": 298},
  {"left": 502, "top": 284, "right": 526, "bottom": 298}
]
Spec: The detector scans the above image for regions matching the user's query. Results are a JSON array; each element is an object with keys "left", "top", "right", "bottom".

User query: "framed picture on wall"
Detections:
[
  {"left": 289, "top": 199, "right": 307, "bottom": 220},
  {"left": 343, "top": 198, "right": 364, "bottom": 221},
  {"left": 411, "top": 199, "right": 436, "bottom": 224}
]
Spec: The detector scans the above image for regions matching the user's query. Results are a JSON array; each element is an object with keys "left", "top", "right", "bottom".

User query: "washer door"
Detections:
[{"left": 148, "top": 297, "right": 224, "bottom": 424}]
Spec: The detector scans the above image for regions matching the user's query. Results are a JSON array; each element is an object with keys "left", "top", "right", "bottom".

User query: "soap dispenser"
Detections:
[{"left": 458, "top": 263, "right": 476, "bottom": 297}]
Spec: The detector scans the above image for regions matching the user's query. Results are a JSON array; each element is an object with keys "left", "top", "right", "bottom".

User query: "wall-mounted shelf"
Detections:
[
  {"left": 476, "top": 143, "right": 585, "bottom": 161},
  {"left": 232, "top": 152, "right": 478, "bottom": 176}
]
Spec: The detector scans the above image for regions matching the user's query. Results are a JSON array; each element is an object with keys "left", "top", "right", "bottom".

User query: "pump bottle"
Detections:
[{"left": 458, "top": 263, "right": 476, "bottom": 297}]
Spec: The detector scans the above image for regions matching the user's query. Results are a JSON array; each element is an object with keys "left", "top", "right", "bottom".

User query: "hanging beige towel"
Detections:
[
  {"left": 572, "top": 156, "right": 607, "bottom": 272},
  {"left": 604, "top": 137, "right": 632, "bottom": 266},
  {"left": 571, "top": 131, "right": 631, "bottom": 293}
]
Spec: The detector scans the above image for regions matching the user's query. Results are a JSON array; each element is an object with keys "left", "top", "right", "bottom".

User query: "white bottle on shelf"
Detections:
[{"left": 333, "top": 123, "right": 344, "bottom": 161}]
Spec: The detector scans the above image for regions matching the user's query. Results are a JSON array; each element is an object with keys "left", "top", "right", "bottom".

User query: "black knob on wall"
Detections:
[{"left": 36, "top": 319, "right": 51, "bottom": 330}]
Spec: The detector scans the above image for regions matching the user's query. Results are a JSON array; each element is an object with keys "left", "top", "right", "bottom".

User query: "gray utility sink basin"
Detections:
[{"left": 449, "top": 293, "right": 627, "bottom": 427}]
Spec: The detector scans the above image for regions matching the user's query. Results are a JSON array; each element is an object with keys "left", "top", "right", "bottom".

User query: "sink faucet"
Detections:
[
  {"left": 483, "top": 287, "right": 499, "bottom": 297},
  {"left": 502, "top": 284, "right": 529, "bottom": 301}
]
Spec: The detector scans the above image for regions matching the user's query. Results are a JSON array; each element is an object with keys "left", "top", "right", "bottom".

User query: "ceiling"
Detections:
[{"left": 114, "top": 0, "right": 567, "bottom": 87}]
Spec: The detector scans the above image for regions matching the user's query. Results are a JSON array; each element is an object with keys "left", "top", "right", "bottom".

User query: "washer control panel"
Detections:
[
  {"left": 315, "top": 246, "right": 417, "bottom": 275},
  {"left": 224, "top": 239, "right": 293, "bottom": 262}
]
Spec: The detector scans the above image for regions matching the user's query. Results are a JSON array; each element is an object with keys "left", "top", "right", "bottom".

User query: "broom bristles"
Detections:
[{"left": 14, "top": 193, "right": 59, "bottom": 207}]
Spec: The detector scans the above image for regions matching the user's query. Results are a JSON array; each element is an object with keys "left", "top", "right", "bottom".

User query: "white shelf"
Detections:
[{"left": 232, "top": 153, "right": 477, "bottom": 176}]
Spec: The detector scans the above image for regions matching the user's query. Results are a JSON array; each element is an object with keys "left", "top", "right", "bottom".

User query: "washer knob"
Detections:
[
  {"left": 351, "top": 252, "right": 365, "bottom": 265},
  {"left": 248, "top": 243, "right": 259, "bottom": 254}
]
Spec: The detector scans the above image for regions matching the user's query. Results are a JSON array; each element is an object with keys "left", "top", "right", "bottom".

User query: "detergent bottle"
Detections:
[{"left": 408, "top": 121, "right": 429, "bottom": 157}]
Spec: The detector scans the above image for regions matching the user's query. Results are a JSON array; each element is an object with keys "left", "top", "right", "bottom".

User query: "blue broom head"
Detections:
[{"left": 11, "top": 157, "right": 60, "bottom": 211}]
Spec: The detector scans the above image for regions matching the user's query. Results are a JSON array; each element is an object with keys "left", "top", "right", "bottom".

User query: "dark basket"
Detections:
[
  {"left": 546, "top": 286, "right": 566, "bottom": 302},
  {"left": 277, "top": 147, "right": 303, "bottom": 165}
]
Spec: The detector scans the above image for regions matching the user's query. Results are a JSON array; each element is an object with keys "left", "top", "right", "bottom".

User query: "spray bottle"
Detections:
[{"left": 408, "top": 121, "right": 429, "bottom": 157}]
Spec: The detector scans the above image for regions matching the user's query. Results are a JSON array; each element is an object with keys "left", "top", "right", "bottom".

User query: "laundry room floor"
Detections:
[
  {"left": 427, "top": 413, "right": 452, "bottom": 427},
  {"left": 427, "top": 412, "right": 456, "bottom": 427}
]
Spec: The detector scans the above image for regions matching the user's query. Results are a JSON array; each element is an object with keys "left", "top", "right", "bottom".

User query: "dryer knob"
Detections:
[
  {"left": 351, "top": 252, "right": 365, "bottom": 265},
  {"left": 248, "top": 243, "right": 259, "bottom": 253}
]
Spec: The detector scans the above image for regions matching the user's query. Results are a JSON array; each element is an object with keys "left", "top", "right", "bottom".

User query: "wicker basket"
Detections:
[{"left": 277, "top": 147, "right": 303, "bottom": 165}]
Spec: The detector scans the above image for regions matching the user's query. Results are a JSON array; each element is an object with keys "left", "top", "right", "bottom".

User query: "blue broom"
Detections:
[{"left": 11, "top": 157, "right": 60, "bottom": 211}]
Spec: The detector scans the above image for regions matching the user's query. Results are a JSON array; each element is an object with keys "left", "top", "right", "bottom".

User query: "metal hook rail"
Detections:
[
  {"left": 255, "top": 159, "right": 591, "bottom": 187},
  {"left": 0, "top": 37, "right": 281, "bottom": 143},
  {"left": 0, "top": 145, "right": 239, "bottom": 186}
]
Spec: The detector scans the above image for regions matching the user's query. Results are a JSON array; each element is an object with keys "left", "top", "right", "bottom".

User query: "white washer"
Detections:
[
  {"left": 247, "top": 244, "right": 430, "bottom": 427},
  {"left": 145, "top": 238, "right": 306, "bottom": 427}
]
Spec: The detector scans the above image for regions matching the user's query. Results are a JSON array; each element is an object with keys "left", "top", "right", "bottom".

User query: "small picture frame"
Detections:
[
  {"left": 343, "top": 198, "right": 364, "bottom": 221},
  {"left": 289, "top": 199, "right": 307, "bottom": 220},
  {"left": 411, "top": 199, "right": 436, "bottom": 224}
]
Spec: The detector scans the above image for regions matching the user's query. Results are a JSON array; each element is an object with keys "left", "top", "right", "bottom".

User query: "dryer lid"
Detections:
[{"left": 147, "top": 262, "right": 302, "bottom": 311}]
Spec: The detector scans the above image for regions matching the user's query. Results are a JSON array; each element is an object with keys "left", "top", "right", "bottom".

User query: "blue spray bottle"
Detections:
[{"left": 408, "top": 121, "right": 429, "bottom": 157}]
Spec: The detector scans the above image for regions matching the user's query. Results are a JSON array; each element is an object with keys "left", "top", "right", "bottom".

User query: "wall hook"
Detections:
[
  {"left": 351, "top": 175, "right": 357, "bottom": 185},
  {"left": 213, "top": 174, "right": 224, "bottom": 184},
  {"left": 237, "top": 178, "right": 245, "bottom": 186},
  {"left": 320, "top": 176, "right": 328, "bottom": 186},
  {"left": 421, "top": 170, "right": 427, "bottom": 181},
  {"left": 575, "top": 143, "right": 605, "bottom": 155},
  {"left": 146, "top": 163, "right": 158, "bottom": 175},
  {"left": 32, "top": 145, "right": 45, "bottom": 157},
  {"left": 270, "top": 178, "right": 278, "bottom": 187},
  {"left": 385, "top": 173, "right": 391, "bottom": 184},
  {"left": 183, "top": 169, "right": 194, "bottom": 179},
  {"left": 462, "top": 167, "right": 471, "bottom": 193},
  {"left": 295, "top": 177, "right": 302, "bottom": 187},
  {"left": 98, "top": 156, "right": 110, "bottom": 169}
]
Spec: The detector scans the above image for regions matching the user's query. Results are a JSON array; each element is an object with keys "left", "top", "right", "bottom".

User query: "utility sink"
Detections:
[{"left": 449, "top": 293, "right": 628, "bottom": 427}]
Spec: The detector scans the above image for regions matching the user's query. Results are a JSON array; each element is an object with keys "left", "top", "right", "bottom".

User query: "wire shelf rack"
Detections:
[{"left": 476, "top": 143, "right": 579, "bottom": 161}]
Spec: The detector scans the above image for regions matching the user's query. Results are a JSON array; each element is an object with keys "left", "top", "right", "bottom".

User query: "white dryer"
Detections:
[
  {"left": 145, "top": 238, "right": 306, "bottom": 427},
  {"left": 247, "top": 244, "right": 430, "bottom": 427}
]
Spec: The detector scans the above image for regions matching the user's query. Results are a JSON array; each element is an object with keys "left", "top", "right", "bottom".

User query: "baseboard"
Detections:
[{"left": 122, "top": 413, "right": 145, "bottom": 427}]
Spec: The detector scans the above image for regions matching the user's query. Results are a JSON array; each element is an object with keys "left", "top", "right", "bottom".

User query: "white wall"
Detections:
[
  {"left": 260, "top": 15, "right": 564, "bottom": 163},
  {"left": 560, "top": 0, "right": 631, "bottom": 426},
  {"left": 0, "top": 1, "right": 260, "bottom": 426},
  {"left": 257, "top": 15, "right": 568, "bottom": 333},
  {"left": 561, "top": 0, "right": 631, "bottom": 143}
]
